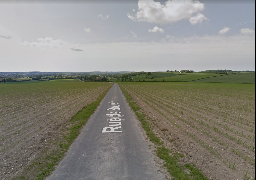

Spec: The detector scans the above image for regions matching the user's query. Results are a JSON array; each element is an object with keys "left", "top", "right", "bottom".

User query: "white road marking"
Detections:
[
  {"left": 102, "top": 101, "right": 124, "bottom": 133},
  {"left": 102, "top": 126, "right": 122, "bottom": 133},
  {"left": 109, "top": 122, "right": 122, "bottom": 126}
]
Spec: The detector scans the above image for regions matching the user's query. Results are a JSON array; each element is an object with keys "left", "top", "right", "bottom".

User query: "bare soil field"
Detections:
[
  {"left": 0, "top": 81, "right": 112, "bottom": 180},
  {"left": 120, "top": 82, "right": 255, "bottom": 180}
]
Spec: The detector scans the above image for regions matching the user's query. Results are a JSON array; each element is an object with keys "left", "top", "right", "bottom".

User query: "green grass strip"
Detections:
[
  {"left": 119, "top": 84, "right": 208, "bottom": 180},
  {"left": 120, "top": 85, "right": 162, "bottom": 146},
  {"left": 13, "top": 85, "right": 112, "bottom": 180}
]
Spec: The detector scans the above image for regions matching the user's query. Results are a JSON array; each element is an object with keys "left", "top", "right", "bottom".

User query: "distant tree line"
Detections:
[
  {"left": 180, "top": 70, "right": 194, "bottom": 73},
  {"left": 121, "top": 74, "right": 132, "bottom": 82},
  {"left": 81, "top": 75, "right": 108, "bottom": 82},
  {"left": 0, "top": 78, "right": 31, "bottom": 83}
]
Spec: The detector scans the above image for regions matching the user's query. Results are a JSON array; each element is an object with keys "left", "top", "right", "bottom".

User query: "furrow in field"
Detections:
[
  {"left": 120, "top": 83, "right": 255, "bottom": 180},
  {"left": 129, "top": 86, "right": 255, "bottom": 136},
  {"left": 126, "top": 85, "right": 254, "bottom": 156},
  {"left": 132, "top": 87, "right": 255, "bottom": 143},
  {"left": 129, "top": 87, "right": 255, "bottom": 163},
  {"left": 134, "top": 86, "right": 254, "bottom": 128},
  {"left": 1, "top": 86, "right": 108, "bottom": 152},
  {"left": 120, "top": 85, "right": 241, "bottom": 180},
  {"left": 0, "top": 82, "right": 113, "bottom": 180},
  {"left": 0, "top": 86, "right": 106, "bottom": 131}
]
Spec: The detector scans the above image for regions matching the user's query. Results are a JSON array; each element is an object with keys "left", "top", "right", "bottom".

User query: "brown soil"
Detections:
[
  {"left": 0, "top": 82, "right": 112, "bottom": 180},
  {"left": 120, "top": 83, "right": 255, "bottom": 180}
]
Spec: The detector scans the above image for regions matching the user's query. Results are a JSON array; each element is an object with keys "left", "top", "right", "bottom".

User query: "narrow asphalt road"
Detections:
[{"left": 47, "top": 83, "right": 165, "bottom": 180}]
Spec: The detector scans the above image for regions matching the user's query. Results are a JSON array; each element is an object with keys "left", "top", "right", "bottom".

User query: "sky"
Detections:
[{"left": 0, "top": 0, "right": 255, "bottom": 72}]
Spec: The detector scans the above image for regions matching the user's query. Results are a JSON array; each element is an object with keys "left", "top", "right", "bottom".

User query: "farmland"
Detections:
[
  {"left": 115, "top": 71, "right": 255, "bottom": 83},
  {"left": 130, "top": 72, "right": 224, "bottom": 82},
  {"left": 194, "top": 73, "right": 255, "bottom": 84},
  {"left": 119, "top": 82, "right": 255, "bottom": 180},
  {"left": 0, "top": 80, "right": 112, "bottom": 179}
]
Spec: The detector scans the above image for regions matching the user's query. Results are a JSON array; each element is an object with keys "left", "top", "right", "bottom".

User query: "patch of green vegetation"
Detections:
[
  {"left": 152, "top": 72, "right": 178, "bottom": 78},
  {"left": 156, "top": 146, "right": 190, "bottom": 180},
  {"left": 184, "top": 164, "right": 208, "bottom": 180},
  {"left": 1, "top": 80, "right": 42, "bottom": 84},
  {"left": 120, "top": 85, "right": 162, "bottom": 145},
  {"left": 123, "top": 72, "right": 178, "bottom": 81},
  {"left": 158, "top": 73, "right": 221, "bottom": 82},
  {"left": 50, "top": 79, "right": 77, "bottom": 81},
  {"left": 194, "top": 73, "right": 255, "bottom": 84},
  {"left": 120, "top": 85, "right": 208, "bottom": 180},
  {"left": 116, "top": 72, "right": 223, "bottom": 82},
  {"left": 13, "top": 84, "right": 112, "bottom": 180}
]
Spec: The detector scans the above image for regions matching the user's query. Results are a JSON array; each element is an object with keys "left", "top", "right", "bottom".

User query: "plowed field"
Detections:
[
  {"left": 0, "top": 81, "right": 112, "bottom": 179},
  {"left": 120, "top": 82, "right": 255, "bottom": 180}
]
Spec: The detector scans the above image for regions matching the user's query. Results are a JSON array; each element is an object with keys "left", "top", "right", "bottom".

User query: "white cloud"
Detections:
[
  {"left": 189, "top": 13, "right": 208, "bottom": 25},
  {"left": 130, "top": 30, "right": 137, "bottom": 38},
  {"left": 84, "top": 28, "right": 91, "bottom": 33},
  {"left": 127, "top": 13, "right": 137, "bottom": 21},
  {"left": 98, "top": 14, "right": 109, "bottom": 19},
  {"left": 240, "top": 28, "right": 255, "bottom": 35},
  {"left": 219, "top": 27, "right": 230, "bottom": 35},
  {"left": 148, "top": 26, "right": 164, "bottom": 33},
  {"left": 166, "top": 35, "right": 171, "bottom": 38},
  {"left": 1, "top": 34, "right": 254, "bottom": 72},
  {"left": 21, "top": 37, "right": 68, "bottom": 48},
  {"left": 128, "top": 0, "right": 207, "bottom": 25}
]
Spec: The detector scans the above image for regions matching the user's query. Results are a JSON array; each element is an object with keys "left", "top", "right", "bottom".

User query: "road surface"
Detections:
[{"left": 47, "top": 83, "right": 165, "bottom": 180}]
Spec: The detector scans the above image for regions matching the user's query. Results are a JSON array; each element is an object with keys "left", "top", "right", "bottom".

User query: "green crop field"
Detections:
[
  {"left": 130, "top": 72, "right": 177, "bottom": 81},
  {"left": 116, "top": 72, "right": 255, "bottom": 83},
  {"left": 0, "top": 81, "right": 113, "bottom": 179},
  {"left": 152, "top": 73, "right": 223, "bottom": 82},
  {"left": 119, "top": 72, "right": 224, "bottom": 82},
  {"left": 194, "top": 73, "right": 255, "bottom": 84},
  {"left": 119, "top": 82, "right": 255, "bottom": 180}
]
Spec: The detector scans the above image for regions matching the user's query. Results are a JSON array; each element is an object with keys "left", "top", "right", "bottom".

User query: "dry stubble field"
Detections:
[
  {"left": 120, "top": 82, "right": 255, "bottom": 180},
  {"left": 0, "top": 80, "right": 112, "bottom": 179}
]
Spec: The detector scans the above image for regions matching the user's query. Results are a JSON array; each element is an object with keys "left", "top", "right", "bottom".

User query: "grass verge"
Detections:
[
  {"left": 13, "top": 85, "right": 112, "bottom": 180},
  {"left": 120, "top": 85, "right": 208, "bottom": 180}
]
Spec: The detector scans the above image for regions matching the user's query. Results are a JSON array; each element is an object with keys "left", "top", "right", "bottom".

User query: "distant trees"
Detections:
[
  {"left": 82, "top": 75, "right": 108, "bottom": 82},
  {"left": 145, "top": 72, "right": 153, "bottom": 79},
  {"left": 121, "top": 74, "right": 132, "bottom": 82},
  {"left": 5, "top": 78, "right": 13, "bottom": 82},
  {"left": 180, "top": 70, "right": 194, "bottom": 73},
  {"left": 32, "top": 75, "right": 42, "bottom": 80}
]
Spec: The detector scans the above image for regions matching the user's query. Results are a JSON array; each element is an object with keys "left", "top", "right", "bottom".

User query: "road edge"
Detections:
[{"left": 119, "top": 83, "right": 208, "bottom": 180}]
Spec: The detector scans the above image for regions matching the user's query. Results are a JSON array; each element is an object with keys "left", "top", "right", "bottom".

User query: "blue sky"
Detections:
[{"left": 0, "top": 0, "right": 255, "bottom": 72}]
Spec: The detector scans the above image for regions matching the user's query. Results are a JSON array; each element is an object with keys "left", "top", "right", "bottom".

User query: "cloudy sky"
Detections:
[{"left": 0, "top": 0, "right": 255, "bottom": 72}]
